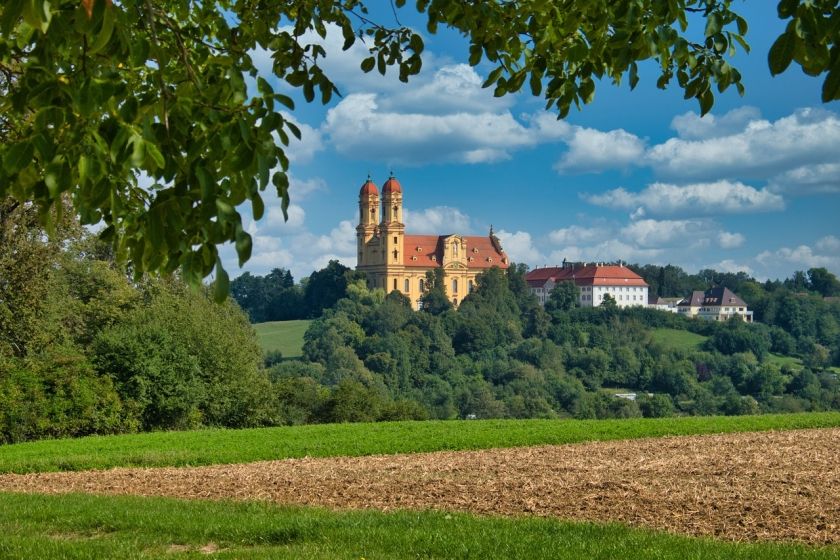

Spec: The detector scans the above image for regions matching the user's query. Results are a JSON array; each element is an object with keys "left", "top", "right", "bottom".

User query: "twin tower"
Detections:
[{"left": 355, "top": 174, "right": 509, "bottom": 309}]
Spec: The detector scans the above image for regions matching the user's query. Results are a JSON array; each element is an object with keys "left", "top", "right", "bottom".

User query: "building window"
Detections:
[
  {"left": 452, "top": 298, "right": 458, "bottom": 306},
  {"left": 393, "top": 236, "right": 397, "bottom": 244},
  {"left": 453, "top": 242, "right": 459, "bottom": 257},
  {"left": 393, "top": 278, "right": 397, "bottom": 291},
  {"left": 452, "top": 279, "right": 459, "bottom": 293},
  {"left": 404, "top": 279, "right": 410, "bottom": 292},
  {"left": 393, "top": 249, "right": 399, "bottom": 262},
  {"left": 419, "top": 279, "right": 425, "bottom": 292},
  {"left": 469, "top": 280, "right": 474, "bottom": 292}
]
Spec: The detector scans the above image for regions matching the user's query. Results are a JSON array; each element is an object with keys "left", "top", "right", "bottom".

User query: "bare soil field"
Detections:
[{"left": 1, "top": 428, "right": 838, "bottom": 545}]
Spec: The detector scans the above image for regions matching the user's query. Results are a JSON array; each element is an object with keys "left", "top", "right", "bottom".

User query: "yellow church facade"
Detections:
[{"left": 356, "top": 175, "right": 509, "bottom": 309}]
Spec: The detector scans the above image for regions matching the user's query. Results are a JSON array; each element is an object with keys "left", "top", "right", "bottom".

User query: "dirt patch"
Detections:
[{"left": 2, "top": 428, "right": 838, "bottom": 545}]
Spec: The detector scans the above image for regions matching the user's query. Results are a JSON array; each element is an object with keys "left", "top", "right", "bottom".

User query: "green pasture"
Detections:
[
  {"left": 253, "top": 320, "right": 311, "bottom": 358},
  {"left": 0, "top": 493, "right": 836, "bottom": 560},
  {"left": 2, "top": 413, "right": 839, "bottom": 474},
  {"left": 649, "top": 328, "right": 707, "bottom": 350}
]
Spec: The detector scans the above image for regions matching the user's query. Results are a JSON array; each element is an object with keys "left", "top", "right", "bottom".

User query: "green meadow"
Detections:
[
  {"left": 2, "top": 413, "right": 839, "bottom": 474},
  {"left": 1, "top": 493, "right": 837, "bottom": 560},
  {"left": 253, "top": 320, "right": 312, "bottom": 358}
]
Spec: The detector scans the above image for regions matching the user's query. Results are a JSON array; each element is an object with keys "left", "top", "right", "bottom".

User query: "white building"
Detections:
[
  {"left": 677, "top": 287, "right": 753, "bottom": 322},
  {"left": 526, "top": 263, "right": 649, "bottom": 308}
]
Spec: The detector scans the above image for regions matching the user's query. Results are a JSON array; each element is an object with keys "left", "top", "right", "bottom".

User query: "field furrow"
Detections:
[{"left": 2, "top": 428, "right": 838, "bottom": 545}]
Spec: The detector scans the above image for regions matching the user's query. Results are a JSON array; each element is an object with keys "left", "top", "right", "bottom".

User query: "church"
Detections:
[{"left": 356, "top": 174, "right": 509, "bottom": 309}]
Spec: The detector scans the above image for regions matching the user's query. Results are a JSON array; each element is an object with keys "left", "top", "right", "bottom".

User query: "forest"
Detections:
[{"left": 2, "top": 198, "right": 839, "bottom": 443}]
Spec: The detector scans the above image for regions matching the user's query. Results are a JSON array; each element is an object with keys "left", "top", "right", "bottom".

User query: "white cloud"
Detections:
[
  {"left": 495, "top": 230, "right": 545, "bottom": 264},
  {"left": 767, "top": 163, "right": 840, "bottom": 195},
  {"left": 708, "top": 259, "right": 754, "bottom": 275},
  {"left": 816, "top": 235, "right": 840, "bottom": 254},
  {"left": 670, "top": 106, "right": 762, "bottom": 140},
  {"left": 548, "top": 239, "right": 663, "bottom": 264},
  {"left": 648, "top": 108, "right": 840, "bottom": 180},
  {"left": 403, "top": 206, "right": 473, "bottom": 233},
  {"left": 548, "top": 225, "right": 607, "bottom": 245},
  {"left": 756, "top": 245, "right": 840, "bottom": 271},
  {"left": 281, "top": 113, "right": 324, "bottom": 165},
  {"left": 586, "top": 180, "right": 784, "bottom": 216},
  {"left": 620, "top": 219, "right": 709, "bottom": 248},
  {"left": 324, "top": 93, "right": 533, "bottom": 164},
  {"left": 554, "top": 127, "right": 646, "bottom": 174},
  {"left": 718, "top": 231, "right": 746, "bottom": 249}
]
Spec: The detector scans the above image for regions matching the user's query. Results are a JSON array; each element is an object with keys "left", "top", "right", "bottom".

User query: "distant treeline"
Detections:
[{"left": 2, "top": 197, "right": 839, "bottom": 443}]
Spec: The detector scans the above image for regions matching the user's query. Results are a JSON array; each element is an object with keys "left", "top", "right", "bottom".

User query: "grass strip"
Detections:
[
  {"left": 1, "top": 412, "right": 839, "bottom": 474},
  {"left": 1, "top": 492, "right": 837, "bottom": 560},
  {"left": 253, "top": 319, "right": 311, "bottom": 358}
]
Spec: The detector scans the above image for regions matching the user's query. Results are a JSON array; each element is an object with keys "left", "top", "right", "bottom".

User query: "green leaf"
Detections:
[
  {"left": 145, "top": 142, "right": 165, "bottom": 170},
  {"left": 360, "top": 57, "right": 375, "bottom": 73},
  {"left": 822, "top": 68, "right": 840, "bottom": 102},
  {"left": 3, "top": 141, "right": 34, "bottom": 174},
  {"left": 89, "top": 4, "right": 115, "bottom": 55},
  {"left": 0, "top": 0, "right": 25, "bottom": 36},
  {"left": 235, "top": 227, "right": 252, "bottom": 266},
  {"left": 704, "top": 12, "right": 722, "bottom": 38},
  {"left": 699, "top": 89, "right": 714, "bottom": 116},
  {"left": 213, "top": 257, "right": 230, "bottom": 303},
  {"left": 768, "top": 32, "right": 795, "bottom": 75}
]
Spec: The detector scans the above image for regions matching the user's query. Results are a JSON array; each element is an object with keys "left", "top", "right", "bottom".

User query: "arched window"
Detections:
[
  {"left": 468, "top": 280, "right": 474, "bottom": 292},
  {"left": 419, "top": 279, "right": 425, "bottom": 292},
  {"left": 453, "top": 242, "right": 459, "bottom": 257},
  {"left": 452, "top": 279, "right": 458, "bottom": 293},
  {"left": 404, "top": 278, "right": 410, "bottom": 292}
]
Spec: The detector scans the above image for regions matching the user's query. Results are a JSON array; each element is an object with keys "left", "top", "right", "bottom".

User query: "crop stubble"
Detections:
[{"left": 1, "top": 428, "right": 838, "bottom": 544}]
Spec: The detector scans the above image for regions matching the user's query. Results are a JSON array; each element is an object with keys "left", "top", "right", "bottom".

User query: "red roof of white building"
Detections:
[{"left": 526, "top": 264, "right": 648, "bottom": 288}]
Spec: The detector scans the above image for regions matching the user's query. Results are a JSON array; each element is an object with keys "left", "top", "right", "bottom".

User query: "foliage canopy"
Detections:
[{"left": 1, "top": 1, "right": 838, "bottom": 288}]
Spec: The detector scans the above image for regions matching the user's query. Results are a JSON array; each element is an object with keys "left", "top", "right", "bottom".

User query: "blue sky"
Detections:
[{"left": 221, "top": 3, "right": 840, "bottom": 283}]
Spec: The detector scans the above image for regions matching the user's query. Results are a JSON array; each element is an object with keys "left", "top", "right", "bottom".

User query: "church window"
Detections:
[
  {"left": 393, "top": 279, "right": 397, "bottom": 291},
  {"left": 452, "top": 279, "right": 459, "bottom": 293},
  {"left": 393, "top": 205, "right": 398, "bottom": 217},
  {"left": 393, "top": 236, "right": 397, "bottom": 244},
  {"left": 404, "top": 279, "right": 410, "bottom": 292},
  {"left": 419, "top": 279, "right": 425, "bottom": 291},
  {"left": 453, "top": 298, "right": 458, "bottom": 306},
  {"left": 393, "top": 249, "right": 399, "bottom": 262},
  {"left": 468, "top": 280, "right": 474, "bottom": 292}
]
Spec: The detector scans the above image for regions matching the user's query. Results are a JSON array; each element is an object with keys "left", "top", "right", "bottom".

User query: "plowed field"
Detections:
[{"left": 2, "top": 428, "right": 837, "bottom": 544}]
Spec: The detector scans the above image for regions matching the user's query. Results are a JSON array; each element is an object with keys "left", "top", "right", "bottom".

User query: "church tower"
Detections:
[
  {"left": 356, "top": 176, "right": 379, "bottom": 267},
  {"left": 380, "top": 173, "right": 405, "bottom": 289}
]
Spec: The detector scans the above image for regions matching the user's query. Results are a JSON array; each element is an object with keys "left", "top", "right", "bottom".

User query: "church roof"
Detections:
[
  {"left": 359, "top": 178, "right": 378, "bottom": 196},
  {"left": 382, "top": 176, "right": 402, "bottom": 194},
  {"left": 403, "top": 234, "right": 508, "bottom": 269}
]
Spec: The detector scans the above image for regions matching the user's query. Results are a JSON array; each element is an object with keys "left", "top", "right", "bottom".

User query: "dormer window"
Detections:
[
  {"left": 431, "top": 255, "right": 437, "bottom": 261},
  {"left": 468, "top": 256, "right": 474, "bottom": 262},
  {"left": 412, "top": 255, "right": 418, "bottom": 261},
  {"left": 486, "top": 257, "right": 492, "bottom": 263},
  {"left": 416, "top": 246, "right": 423, "bottom": 252},
  {"left": 472, "top": 247, "right": 479, "bottom": 253}
]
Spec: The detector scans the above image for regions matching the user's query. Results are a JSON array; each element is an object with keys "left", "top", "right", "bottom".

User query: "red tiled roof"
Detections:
[
  {"left": 382, "top": 176, "right": 402, "bottom": 194},
  {"left": 359, "top": 178, "right": 378, "bottom": 196},
  {"left": 525, "top": 265, "right": 648, "bottom": 287},
  {"left": 403, "top": 234, "right": 508, "bottom": 269}
]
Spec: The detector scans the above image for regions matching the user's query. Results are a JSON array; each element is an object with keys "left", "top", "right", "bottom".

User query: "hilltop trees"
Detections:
[{"left": 2, "top": 1, "right": 837, "bottom": 289}]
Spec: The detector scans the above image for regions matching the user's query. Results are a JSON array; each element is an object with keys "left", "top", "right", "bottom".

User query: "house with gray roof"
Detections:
[{"left": 677, "top": 287, "right": 753, "bottom": 322}]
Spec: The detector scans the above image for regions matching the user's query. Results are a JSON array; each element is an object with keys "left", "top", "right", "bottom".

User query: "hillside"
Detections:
[{"left": 253, "top": 320, "right": 311, "bottom": 358}]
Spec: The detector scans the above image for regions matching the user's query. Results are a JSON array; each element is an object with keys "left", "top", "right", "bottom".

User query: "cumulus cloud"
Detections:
[
  {"left": 554, "top": 128, "right": 646, "bottom": 174},
  {"left": 324, "top": 93, "right": 533, "bottom": 164},
  {"left": 548, "top": 239, "right": 664, "bottom": 264},
  {"left": 756, "top": 245, "right": 840, "bottom": 271},
  {"left": 767, "top": 163, "right": 840, "bottom": 195},
  {"left": 707, "top": 259, "right": 754, "bottom": 275},
  {"left": 718, "top": 231, "right": 746, "bottom": 249},
  {"left": 670, "top": 106, "right": 762, "bottom": 140},
  {"left": 648, "top": 107, "right": 840, "bottom": 180},
  {"left": 495, "top": 230, "right": 545, "bottom": 264},
  {"left": 816, "top": 235, "right": 840, "bottom": 253},
  {"left": 586, "top": 180, "right": 784, "bottom": 216},
  {"left": 403, "top": 206, "right": 473, "bottom": 233},
  {"left": 281, "top": 114, "right": 324, "bottom": 165},
  {"left": 548, "top": 225, "right": 607, "bottom": 245},
  {"left": 620, "top": 219, "right": 710, "bottom": 248}
]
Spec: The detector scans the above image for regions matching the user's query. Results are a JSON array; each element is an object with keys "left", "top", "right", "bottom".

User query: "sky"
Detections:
[{"left": 220, "top": 4, "right": 840, "bottom": 283}]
